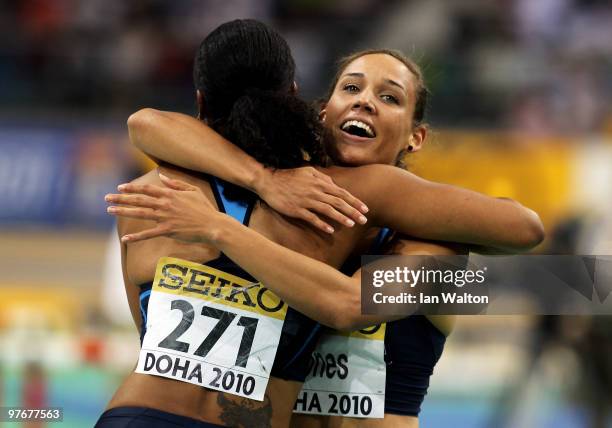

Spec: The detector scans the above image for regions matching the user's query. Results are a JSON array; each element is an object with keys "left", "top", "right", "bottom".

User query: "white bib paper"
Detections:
[
  {"left": 293, "top": 324, "right": 386, "bottom": 418},
  {"left": 136, "top": 257, "right": 287, "bottom": 401}
]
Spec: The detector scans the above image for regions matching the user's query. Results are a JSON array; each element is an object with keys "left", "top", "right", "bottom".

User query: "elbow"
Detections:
[
  {"left": 127, "top": 108, "right": 160, "bottom": 147},
  {"left": 326, "top": 293, "right": 362, "bottom": 332},
  {"left": 516, "top": 208, "right": 546, "bottom": 251},
  {"left": 328, "top": 315, "right": 356, "bottom": 333}
]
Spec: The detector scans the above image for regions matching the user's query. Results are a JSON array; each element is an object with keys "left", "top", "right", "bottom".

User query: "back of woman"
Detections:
[
  {"left": 107, "top": 163, "right": 374, "bottom": 427},
  {"left": 99, "top": 19, "right": 378, "bottom": 427}
]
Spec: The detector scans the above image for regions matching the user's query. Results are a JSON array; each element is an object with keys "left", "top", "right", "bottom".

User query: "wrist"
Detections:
[
  {"left": 249, "top": 164, "right": 273, "bottom": 196},
  {"left": 206, "top": 212, "right": 240, "bottom": 246}
]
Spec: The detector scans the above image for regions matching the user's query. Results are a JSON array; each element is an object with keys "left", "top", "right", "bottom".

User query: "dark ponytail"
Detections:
[
  {"left": 223, "top": 89, "right": 328, "bottom": 169},
  {"left": 194, "top": 20, "right": 328, "bottom": 202},
  {"left": 220, "top": 89, "right": 328, "bottom": 201}
]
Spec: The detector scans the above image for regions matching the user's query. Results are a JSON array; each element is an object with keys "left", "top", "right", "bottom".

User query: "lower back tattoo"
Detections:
[{"left": 217, "top": 392, "right": 273, "bottom": 428}]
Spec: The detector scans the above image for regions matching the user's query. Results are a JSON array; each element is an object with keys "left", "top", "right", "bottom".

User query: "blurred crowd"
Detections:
[
  {"left": 1, "top": 0, "right": 611, "bottom": 133},
  {"left": 1, "top": 1, "right": 612, "bottom": 427}
]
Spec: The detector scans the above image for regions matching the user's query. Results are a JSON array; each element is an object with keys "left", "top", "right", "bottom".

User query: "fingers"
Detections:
[
  {"left": 298, "top": 209, "right": 335, "bottom": 234},
  {"left": 107, "top": 205, "right": 161, "bottom": 221},
  {"left": 121, "top": 226, "right": 170, "bottom": 243},
  {"left": 323, "top": 182, "right": 369, "bottom": 215},
  {"left": 296, "top": 196, "right": 367, "bottom": 234},
  {"left": 159, "top": 173, "right": 197, "bottom": 191},
  {"left": 311, "top": 170, "right": 369, "bottom": 214},
  {"left": 105, "top": 193, "right": 163, "bottom": 209},
  {"left": 319, "top": 194, "right": 368, "bottom": 226},
  {"left": 117, "top": 182, "right": 171, "bottom": 198},
  {"left": 298, "top": 190, "right": 368, "bottom": 233},
  {"left": 309, "top": 200, "right": 355, "bottom": 228}
]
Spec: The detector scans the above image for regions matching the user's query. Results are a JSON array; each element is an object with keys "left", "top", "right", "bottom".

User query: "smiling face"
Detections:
[{"left": 322, "top": 53, "right": 423, "bottom": 166}]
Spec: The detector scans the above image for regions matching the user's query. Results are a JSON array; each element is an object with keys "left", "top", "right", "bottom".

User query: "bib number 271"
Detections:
[{"left": 159, "top": 299, "right": 258, "bottom": 368}]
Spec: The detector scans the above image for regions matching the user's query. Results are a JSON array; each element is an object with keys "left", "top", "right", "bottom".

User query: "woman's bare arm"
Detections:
[
  {"left": 213, "top": 215, "right": 398, "bottom": 330},
  {"left": 128, "top": 109, "right": 265, "bottom": 191},
  {"left": 108, "top": 164, "right": 543, "bottom": 253},
  {"left": 127, "top": 108, "right": 368, "bottom": 233},
  {"left": 214, "top": 229, "right": 463, "bottom": 331},
  {"left": 128, "top": 109, "right": 542, "bottom": 250},
  {"left": 344, "top": 164, "right": 545, "bottom": 252}
]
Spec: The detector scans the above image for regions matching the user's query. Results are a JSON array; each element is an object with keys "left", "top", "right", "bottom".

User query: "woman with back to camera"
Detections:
[{"left": 107, "top": 36, "right": 544, "bottom": 428}]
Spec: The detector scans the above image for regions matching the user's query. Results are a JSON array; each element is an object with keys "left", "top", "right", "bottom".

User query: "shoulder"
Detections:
[
  {"left": 322, "top": 164, "right": 421, "bottom": 196},
  {"left": 328, "top": 164, "right": 426, "bottom": 188},
  {"left": 322, "top": 165, "right": 431, "bottom": 222},
  {"left": 158, "top": 163, "right": 216, "bottom": 191},
  {"left": 323, "top": 164, "right": 402, "bottom": 180}
]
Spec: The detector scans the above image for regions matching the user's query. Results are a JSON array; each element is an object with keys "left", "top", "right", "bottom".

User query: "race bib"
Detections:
[
  {"left": 136, "top": 257, "right": 287, "bottom": 401},
  {"left": 293, "top": 324, "right": 386, "bottom": 418}
]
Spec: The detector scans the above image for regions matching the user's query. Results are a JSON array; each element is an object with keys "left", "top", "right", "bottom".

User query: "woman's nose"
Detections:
[{"left": 352, "top": 95, "right": 376, "bottom": 114}]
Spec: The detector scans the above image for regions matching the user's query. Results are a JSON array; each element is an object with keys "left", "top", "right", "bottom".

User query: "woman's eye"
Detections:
[
  {"left": 343, "top": 84, "right": 359, "bottom": 93},
  {"left": 381, "top": 94, "right": 399, "bottom": 104}
]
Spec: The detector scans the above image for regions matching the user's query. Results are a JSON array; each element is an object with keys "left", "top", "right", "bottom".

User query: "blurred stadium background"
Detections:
[{"left": 1, "top": 0, "right": 611, "bottom": 427}]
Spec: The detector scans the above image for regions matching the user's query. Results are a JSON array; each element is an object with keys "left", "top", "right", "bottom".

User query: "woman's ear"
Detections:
[
  {"left": 406, "top": 124, "right": 427, "bottom": 153},
  {"left": 291, "top": 81, "right": 299, "bottom": 95},
  {"left": 319, "top": 104, "right": 327, "bottom": 123}
]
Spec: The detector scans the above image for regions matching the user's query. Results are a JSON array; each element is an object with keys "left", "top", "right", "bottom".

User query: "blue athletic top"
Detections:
[
  {"left": 138, "top": 177, "right": 321, "bottom": 382},
  {"left": 383, "top": 315, "right": 446, "bottom": 416},
  {"left": 342, "top": 228, "right": 447, "bottom": 417}
]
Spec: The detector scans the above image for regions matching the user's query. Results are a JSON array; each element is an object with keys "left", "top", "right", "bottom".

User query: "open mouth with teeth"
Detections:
[{"left": 341, "top": 120, "right": 376, "bottom": 138}]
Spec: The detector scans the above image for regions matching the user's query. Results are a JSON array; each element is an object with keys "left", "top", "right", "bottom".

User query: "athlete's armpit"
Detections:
[{"left": 217, "top": 392, "right": 273, "bottom": 428}]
